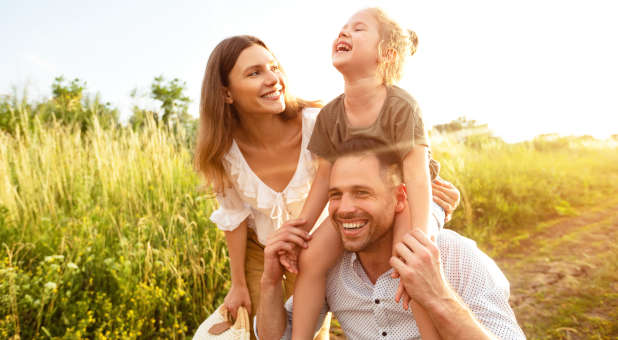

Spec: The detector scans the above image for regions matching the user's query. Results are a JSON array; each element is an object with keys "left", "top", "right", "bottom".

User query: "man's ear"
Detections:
[
  {"left": 222, "top": 88, "right": 233, "bottom": 104},
  {"left": 394, "top": 184, "right": 407, "bottom": 213}
]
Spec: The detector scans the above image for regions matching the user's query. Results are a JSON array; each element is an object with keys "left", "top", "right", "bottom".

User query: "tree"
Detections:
[{"left": 151, "top": 76, "right": 191, "bottom": 125}]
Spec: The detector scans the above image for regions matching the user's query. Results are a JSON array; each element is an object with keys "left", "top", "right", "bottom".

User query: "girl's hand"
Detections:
[
  {"left": 223, "top": 283, "right": 252, "bottom": 319},
  {"left": 431, "top": 178, "right": 461, "bottom": 223}
]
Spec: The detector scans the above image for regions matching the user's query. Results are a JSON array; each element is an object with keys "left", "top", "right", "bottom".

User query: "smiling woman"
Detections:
[{"left": 193, "top": 35, "right": 330, "bottom": 339}]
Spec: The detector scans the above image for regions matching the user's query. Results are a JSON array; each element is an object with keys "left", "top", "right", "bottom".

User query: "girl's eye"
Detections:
[{"left": 248, "top": 71, "right": 259, "bottom": 77}]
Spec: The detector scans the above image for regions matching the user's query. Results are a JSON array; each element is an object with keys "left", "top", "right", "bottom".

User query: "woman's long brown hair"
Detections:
[{"left": 194, "top": 35, "right": 320, "bottom": 192}]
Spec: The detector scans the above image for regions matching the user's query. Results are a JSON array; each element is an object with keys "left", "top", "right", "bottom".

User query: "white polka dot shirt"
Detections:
[{"left": 278, "top": 229, "right": 525, "bottom": 339}]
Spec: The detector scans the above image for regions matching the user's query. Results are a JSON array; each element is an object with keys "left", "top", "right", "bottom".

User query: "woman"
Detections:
[{"left": 194, "top": 35, "right": 459, "bottom": 339}]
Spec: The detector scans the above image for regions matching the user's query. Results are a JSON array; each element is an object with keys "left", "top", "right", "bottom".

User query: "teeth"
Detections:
[
  {"left": 263, "top": 91, "right": 280, "bottom": 98},
  {"left": 336, "top": 42, "right": 351, "bottom": 52},
  {"left": 342, "top": 222, "right": 366, "bottom": 229}
]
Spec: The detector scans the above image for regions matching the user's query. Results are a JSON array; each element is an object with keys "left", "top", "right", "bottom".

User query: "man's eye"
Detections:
[
  {"left": 356, "top": 190, "right": 370, "bottom": 196},
  {"left": 329, "top": 193, "right": 341, "bottom": 200}
]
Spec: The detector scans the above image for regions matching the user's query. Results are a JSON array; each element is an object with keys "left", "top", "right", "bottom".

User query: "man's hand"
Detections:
[
  {"left": 390, "top": 229, "right": 451, "bottom": 308},
  {"left": 263, "top": 223, "right": 311, "bottom": 286},
  {"left": 431, "top": 178, "right": 460, "bottom": 223},
  {"left": 276, "top": 218, "right": 308, "bottom": 274}
]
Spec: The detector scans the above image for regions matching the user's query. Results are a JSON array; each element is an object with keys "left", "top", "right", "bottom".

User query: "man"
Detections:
[{"left": 257, "top": 138, "right": 525, "bottom": 339}]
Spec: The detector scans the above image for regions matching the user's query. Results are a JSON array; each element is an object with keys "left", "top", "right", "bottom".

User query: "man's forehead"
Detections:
[{"left": 330, "top": 154, "right": 381, "bottom": 187}]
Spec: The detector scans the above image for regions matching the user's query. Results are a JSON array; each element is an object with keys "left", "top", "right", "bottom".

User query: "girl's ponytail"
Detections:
[{"left": 408, "top": 29, "right": 418, "bottom": 56}]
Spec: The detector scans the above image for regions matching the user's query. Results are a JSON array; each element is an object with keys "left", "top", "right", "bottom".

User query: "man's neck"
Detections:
[{"left": 356, "top": 232, "right": 394, "bottom": 284}]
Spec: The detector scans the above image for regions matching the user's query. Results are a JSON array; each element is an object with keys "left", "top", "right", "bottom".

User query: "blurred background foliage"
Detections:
[{"left": 1, "top": 77, "right": 617, "bottom": 338}]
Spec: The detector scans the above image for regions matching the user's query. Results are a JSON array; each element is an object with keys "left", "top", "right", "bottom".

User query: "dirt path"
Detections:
[
  {"left": 496, "top": 200, "right": 618, "bottom": 339},
  {"left": 330, "top": 200, "right": 618, "bottom": 339}
]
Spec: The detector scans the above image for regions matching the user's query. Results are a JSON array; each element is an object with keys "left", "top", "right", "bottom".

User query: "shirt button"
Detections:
[
  {"left": 374, "top": 299, "right": 380, "bottom": 304},
  {"left": 382, "top": 331, "right": 387, "bottom": 336}
]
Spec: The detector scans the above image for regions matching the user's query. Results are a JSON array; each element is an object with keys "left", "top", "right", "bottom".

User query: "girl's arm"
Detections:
[
  {"left": 278, "top": 158, "right": 331, "bottom": 273},
  {"left": 403, "top": 144, "right": 432, "bottom": 235},
  {"left": 223, "top": 220, "right": 252, "bottom": 318},
  {"left": 298, "top": 157, "right": 332, "bottom": 231},
  {"left": 394, "top": 144, "right": 441, "bottom": 340},
  {"left": 292, "top": 218, "right": 343, "bottom": 340}
]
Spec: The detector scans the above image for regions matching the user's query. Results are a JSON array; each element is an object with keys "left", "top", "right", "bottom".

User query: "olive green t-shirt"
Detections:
[{"left": 308, "top": 85, "right": 440, "bottom": 179}]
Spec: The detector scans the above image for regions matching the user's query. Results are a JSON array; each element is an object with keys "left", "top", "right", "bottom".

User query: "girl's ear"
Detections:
[{"left": 223, "top": 88, "right": 233, "bottom": 104}]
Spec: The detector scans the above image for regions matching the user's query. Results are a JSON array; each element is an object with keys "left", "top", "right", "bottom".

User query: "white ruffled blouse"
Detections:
[{"left": 209, "top": 108, "right": 321, "bottom": 245}]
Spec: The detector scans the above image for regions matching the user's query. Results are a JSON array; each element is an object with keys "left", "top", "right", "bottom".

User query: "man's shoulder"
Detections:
[{"left": 437, "top": 229, "right": 510, "bottom": 294}]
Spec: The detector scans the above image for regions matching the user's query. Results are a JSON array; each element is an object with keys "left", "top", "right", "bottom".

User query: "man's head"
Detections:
[{"left": 328, "top": 138, "right": 407, "bottom": 253}]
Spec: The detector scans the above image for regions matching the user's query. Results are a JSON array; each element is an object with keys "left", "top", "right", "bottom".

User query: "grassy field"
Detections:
[{"left": 1, "top": 116, "right": 617, "bottom": 338}]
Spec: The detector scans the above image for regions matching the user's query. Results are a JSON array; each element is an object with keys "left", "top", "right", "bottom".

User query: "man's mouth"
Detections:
[{"left": 342, "top": 221, "right": 367, "bottom": 230}]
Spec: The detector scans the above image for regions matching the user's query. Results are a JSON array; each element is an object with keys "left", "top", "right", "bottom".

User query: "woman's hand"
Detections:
[
  {"left": 223, "top": 283, "right": 252, "bottom": 320},
  {"left": 431, "top": 178, "right": 461, "bottom": 223}
]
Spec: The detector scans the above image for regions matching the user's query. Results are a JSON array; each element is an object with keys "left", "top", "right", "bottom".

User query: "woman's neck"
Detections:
[{"left": 234, "top": 113, "right": 298, "bottom": 149}]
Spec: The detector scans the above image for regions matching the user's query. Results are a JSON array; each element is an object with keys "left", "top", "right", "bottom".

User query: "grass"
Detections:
[{"left": 1, "top": 110, "right": 617, "bottom": 338}]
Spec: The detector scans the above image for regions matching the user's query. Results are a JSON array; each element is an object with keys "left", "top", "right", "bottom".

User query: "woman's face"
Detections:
[
  {"left": 224, "top": 44, "right": 286, "bottom": 117},
  {"left": 332, "top": 9, "right": 382, "bottom": 75}
]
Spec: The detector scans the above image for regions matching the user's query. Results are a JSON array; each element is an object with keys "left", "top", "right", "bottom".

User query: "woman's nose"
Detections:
[{"left": 264, "top": 69, "right": 279, "bottom": 86}]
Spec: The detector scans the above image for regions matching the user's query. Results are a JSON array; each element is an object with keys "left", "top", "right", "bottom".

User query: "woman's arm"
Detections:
[{"left": 223, "top": 220, "right": 252, "bottom": 318}]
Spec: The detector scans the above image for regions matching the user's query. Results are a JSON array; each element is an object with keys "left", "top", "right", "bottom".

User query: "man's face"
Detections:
[{"left": 328, "top": 154, "right": 402, "bottom": 253}]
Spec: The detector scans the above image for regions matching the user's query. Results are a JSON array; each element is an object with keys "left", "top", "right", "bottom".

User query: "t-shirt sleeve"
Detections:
[
  {"left": 308, "top": 108, "right": 337, "bottom": 162},
  {"left": 209, "top": 186, "right": 251, "bottom": 231},
  {"left": 391, "top": 98, "right": 429, "bottom": 160}
]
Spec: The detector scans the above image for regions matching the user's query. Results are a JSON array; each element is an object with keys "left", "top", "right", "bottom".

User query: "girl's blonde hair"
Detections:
[
  {"left": 369, "top": 8, "right": 418, "bottom": 86},
  {"left": 194, "top": 35, "right": 320, "bottom": 192}
]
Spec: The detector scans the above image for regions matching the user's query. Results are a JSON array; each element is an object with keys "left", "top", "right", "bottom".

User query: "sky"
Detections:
[{"left": 2, "top": 0, "right": 617, "bottom": 142}]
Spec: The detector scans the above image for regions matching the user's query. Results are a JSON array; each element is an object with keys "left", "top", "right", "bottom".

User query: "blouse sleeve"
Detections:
[{"left": 209, "top": 186, "right": 252, "bottom": 231}]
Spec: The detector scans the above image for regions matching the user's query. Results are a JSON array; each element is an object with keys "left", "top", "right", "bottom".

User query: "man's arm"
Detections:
[
  {"left": 256, "top": 225, "right": 312, "bottom": 340},
  {"left": 391, "top": 229, "right": 505, "bottom": 340}
]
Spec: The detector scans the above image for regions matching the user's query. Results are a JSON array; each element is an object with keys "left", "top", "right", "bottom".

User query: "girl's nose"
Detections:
[{"left": 338, "top": 27, "right": 350, "bottom": 38}]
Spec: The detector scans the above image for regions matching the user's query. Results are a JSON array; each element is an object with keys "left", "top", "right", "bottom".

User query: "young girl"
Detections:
[{"left": 284, "top": 7, "right": 444, "bottom": 339}]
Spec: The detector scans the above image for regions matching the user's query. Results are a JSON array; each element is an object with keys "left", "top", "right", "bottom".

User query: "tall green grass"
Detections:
[
  {"left": 0, "top": 115, "right": 226, "bottom": 339},
  {"left": 1, "top": 112, "right": 617, "bottom": 338},
  {"left": 432, "top": 133, "right": 618, "bottom": 254}
]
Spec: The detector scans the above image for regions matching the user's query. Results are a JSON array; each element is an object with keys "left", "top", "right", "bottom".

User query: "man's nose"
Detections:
[{"left": 338, "top": 193, "right": 356, "bottom": 214}]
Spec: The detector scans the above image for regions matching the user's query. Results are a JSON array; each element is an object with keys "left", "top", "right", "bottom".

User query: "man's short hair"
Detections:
[{"left": 334, "top": 137, "right": 404, "bottom": 186}]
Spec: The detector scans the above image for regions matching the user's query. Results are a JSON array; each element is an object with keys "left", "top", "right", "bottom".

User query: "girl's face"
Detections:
[
  {"left": 332, "top": 9, "right": 382, "bottom": 77},
  {"left": 224, "top": 45, "right": 286, "bottom": 117}
]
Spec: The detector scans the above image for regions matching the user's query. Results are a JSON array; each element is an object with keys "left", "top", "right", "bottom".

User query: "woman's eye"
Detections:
[{"left": 248, "top": 71, "right": 259, "bottom": 77}]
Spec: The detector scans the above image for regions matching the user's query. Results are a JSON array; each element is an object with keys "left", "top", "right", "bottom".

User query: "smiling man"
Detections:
[{"left": 257, "top": 138, "right": 525, "bottom": 340}]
